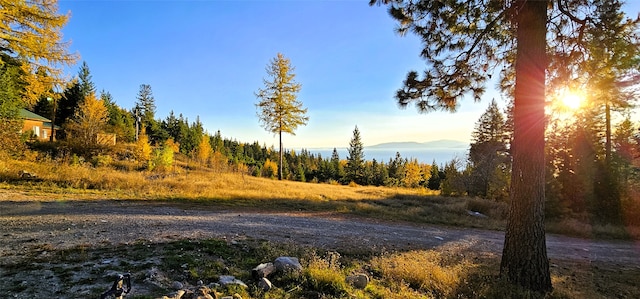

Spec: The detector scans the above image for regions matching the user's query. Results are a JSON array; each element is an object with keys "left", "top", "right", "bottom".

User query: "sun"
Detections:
[
  {"left": 556, "top": 88, "right": 585, "bottom": 111},
  {"left": 562, "top": 93, "right": 583, "bottom": 110}
]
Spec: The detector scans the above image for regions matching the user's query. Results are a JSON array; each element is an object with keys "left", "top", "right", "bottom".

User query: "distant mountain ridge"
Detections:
[{"left": 367, "top": 139, "right": 468, "bottom": 149}]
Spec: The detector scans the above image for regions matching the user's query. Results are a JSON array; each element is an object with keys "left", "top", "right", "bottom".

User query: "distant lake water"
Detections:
[{"left": 301, "top": 147, "right": 469, "bottom": 166}]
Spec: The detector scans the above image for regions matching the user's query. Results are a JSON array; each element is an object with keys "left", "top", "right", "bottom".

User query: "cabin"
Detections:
[{"left": 19, "top": 109, "right": 59, "bottom": 141}]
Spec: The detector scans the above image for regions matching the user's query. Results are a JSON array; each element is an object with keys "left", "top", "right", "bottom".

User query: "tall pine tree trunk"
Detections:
[
  {"left": 500, "top": 0, "right": 552, "bottom": 293},
  {"left": 278, "top": 129, "right": 283, "bottom": 180}
]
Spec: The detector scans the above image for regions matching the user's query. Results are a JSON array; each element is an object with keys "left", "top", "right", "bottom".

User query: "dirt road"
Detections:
[{"left": 1, "top": 200, "right": 639, "bottom": 268}]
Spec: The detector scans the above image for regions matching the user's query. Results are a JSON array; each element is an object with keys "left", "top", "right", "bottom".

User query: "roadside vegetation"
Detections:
[
  {"left": 2, "top": 234, "right": 638, "bottom": 299},
  {"left": 2, "top": 153, "right": 638, "bottom": 240}
]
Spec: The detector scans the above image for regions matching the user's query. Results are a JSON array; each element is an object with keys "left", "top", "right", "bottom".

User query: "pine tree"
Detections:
[
  {"left": 371, "top": 0, "right": 553, "bottom": 291},
  {"left": 345, "top": 126, "right": 365, "bottom": 185},
  {"left": 135, "top": 84, "right": 164, "bottom": 143},
  {"left": 330, "top": 148, "right": 343, "bottom": 182},
  {"left": 103, "top": 91, "right": 136, "bottom": 143},
  {"left": 386, "top": 152, "right": 406, "bottom": 186},
  {"left": 255, "top": 53, "right": 308, "bottom": 180},
  {"left": 427, "top": 161, "right": 441, "bottom": 191},
  {"left": 468, "top": 99, "right": 510, "bottom": 200},
  {"left": 78, "top": 61, "right": 96, "bottom": 99}
]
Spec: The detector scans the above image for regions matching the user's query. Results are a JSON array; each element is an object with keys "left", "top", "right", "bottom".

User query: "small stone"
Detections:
[
  {"left": 219, "top": 275, "right": 248, "bottom": 288},
  {"left": 252, "top": 262, "right": 276, "bottom": 279},
  {"left": 172, "top": 281, "right": 184, "bottom": 290},
  {"left": 346, "top": 273, "right": 369, "bottom": 289}
]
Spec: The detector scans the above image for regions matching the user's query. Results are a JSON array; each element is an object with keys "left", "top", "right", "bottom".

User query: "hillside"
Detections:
[{"left": 367, "top": 139, "right": 468, "bottom": 149}]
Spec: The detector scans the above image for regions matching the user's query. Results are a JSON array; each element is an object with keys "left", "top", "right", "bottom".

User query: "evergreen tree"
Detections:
[
  {"left": 371, "top": 0, "right": 559, "bottom": 291},
  {"left": 427, "top": 161, "right": 441, "bottom": 191},
  {"left": 386, "top": 152, "right": 406, "bottom": 186},
  {"left": 136, "top": 84, "right": 155, "bottom": 126},
  {"left": 135, "top": 84, "right": 165, "bottom": 143},
  {"left": 57, "top": 63, "right": 97, "bottom": 139},
  {"left": 255, "top": 53, "right": 308, "bottom": 180},
  {"left": 468, "top": 99, "right": 510, "bottom": 200},
  {"left": 371, "top": 159, "right": 389, "bottom": 186},
  {"left": 330, "top": 148, "right": 344, "bottom": 182},
  {"left": 78, "top": 61, "right": 96, "bottom": 99},
  {"left": 345, "top": 126, "right": 365, "bottom": 184},
  {"left": 102, "top": 91, "right": 135, "bottom": 143},
  {"left": 440, "top": 160, "right": 461, "bottom": 196}
]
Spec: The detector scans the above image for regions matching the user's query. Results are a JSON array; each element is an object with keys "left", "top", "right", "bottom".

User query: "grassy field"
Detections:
[{"left": 1, "top": 157, "right": 639, "bottom": 298}]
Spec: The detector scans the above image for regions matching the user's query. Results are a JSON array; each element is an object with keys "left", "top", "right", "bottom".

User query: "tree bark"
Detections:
[
  {"left": 500, "top": 0, "right": 552, "bottom": 293},
  {"left": 278, "top": 129, "right": 283, "bottom": 180}
]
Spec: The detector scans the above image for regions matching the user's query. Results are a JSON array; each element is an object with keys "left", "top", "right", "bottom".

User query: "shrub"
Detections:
[
  {"left": 90, "top": 154, "right": 112, "bottom": 167},
  {"left": 151, "top": 145, "right": 174, "bottom": 172}
]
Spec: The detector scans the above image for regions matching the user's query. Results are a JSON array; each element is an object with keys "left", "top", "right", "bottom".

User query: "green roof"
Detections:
[{"left": 19, "top": 109, "right": 51, "bottom": 122}]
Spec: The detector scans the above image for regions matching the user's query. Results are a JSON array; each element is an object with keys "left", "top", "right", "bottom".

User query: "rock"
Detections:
[
  {"left": 19, "top": 170, "right": 36, "bottom": 179},
  {"left": 172, "top": 281, "right": 184, "bottom": 290},
  {"left": 274, "top": 256, "right": 302, "bottom": 273},
  {"left": 258, "top": 277, "right": 272, "bottom": 291},
  {"left": 218, "top": 275, "right": 248, "bottom": 288},
  {"left": 467, "top": 210, "right": 488, "bottom": 218},
  {"left": 346, "top": 273, "right": 369, "bottom": 289},
  {"left": 174, "top": 289, "right": 186, "bottom": 299},
  {"left": 194, "top": 286, "right": 216, "bottom": 299},
  {"left": 252, "top": 262, "right": 276, "bottom": 279}
]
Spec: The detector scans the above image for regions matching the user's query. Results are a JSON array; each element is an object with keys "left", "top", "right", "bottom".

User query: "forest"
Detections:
[{"left": 1, "top": 56, "right": 637, "bottom": 227}]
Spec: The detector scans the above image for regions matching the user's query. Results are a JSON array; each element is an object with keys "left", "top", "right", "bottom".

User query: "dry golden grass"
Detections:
[{"left": 371, "top": 249, "right": 474, "bottom": 298}]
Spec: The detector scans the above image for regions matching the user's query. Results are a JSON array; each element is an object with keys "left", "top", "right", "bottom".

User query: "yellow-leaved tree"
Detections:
[
  {"left": 0, "top": 0, "right": 77, "bottom": 105},
  {"left": 255, "top": 53, "right": 308, "bottom": 180},
  {"left": 135, "top": 129, "right": 152, "bottom": 168},
  {"left": 195, "top": 134, "right": 212, "bottom": 166},
  {"left": 66, "top": 92, "right": 109, "bottom": 153}
]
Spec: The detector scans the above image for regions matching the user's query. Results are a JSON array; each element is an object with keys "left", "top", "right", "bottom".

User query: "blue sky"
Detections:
[{"left": 57, "top": 0, "right": 639, "bottom": 149}]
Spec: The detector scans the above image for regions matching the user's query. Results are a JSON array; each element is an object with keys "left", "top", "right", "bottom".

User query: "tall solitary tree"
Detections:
[
  {"left": 255, "top": 53, "right": 308, "bottom": 180},
  {"left": 370, "top": 0, "right": 603, "bottom": 292}
]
